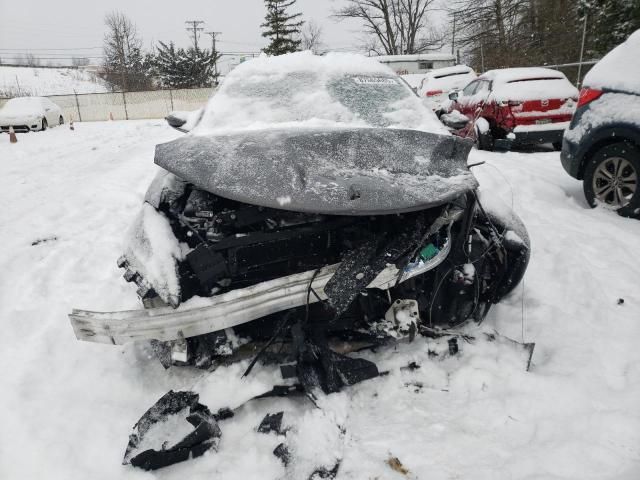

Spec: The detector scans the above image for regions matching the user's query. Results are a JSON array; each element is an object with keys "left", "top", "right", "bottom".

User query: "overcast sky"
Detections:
[
  {"left": 0, "top": 0, "right": 450, "bottom": 72},
  {"left": 0, "top": 0, "right": 376, "bottom": 72}
]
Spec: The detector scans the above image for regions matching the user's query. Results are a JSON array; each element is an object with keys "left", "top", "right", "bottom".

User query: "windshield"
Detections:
[{"left": 193, "top": 52, "right": 446, "bottom": 135}]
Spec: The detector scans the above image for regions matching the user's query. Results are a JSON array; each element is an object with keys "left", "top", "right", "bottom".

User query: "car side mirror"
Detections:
[
  {"left": 448, "top": 91, "right": 459, "bottom": 101},
  {"left": 165, "top": 108, "right": 205, "bottom": 133}
]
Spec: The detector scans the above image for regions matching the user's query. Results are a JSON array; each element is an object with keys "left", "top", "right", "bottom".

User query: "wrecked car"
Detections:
[{"left": 70, "top": 52, "right": 530, "bottom": 397}]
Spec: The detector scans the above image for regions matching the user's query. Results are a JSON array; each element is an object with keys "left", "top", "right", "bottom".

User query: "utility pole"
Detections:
[
  {"left": 205, "top": 31, "right": 221, "bottom": 78},
  {"left": 451, "top": 12, "right": 457, "bottom": 56},
  {"left": 185, "top": 20, "right": 205, "bottom": 51},
  {"left": 577, "top": 13, "right": 588, "bottom": 87}
]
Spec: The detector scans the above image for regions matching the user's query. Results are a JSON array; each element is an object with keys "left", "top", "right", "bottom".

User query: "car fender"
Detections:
[{"left": 571, "top": 123, "right": 640, "bottom": 179}]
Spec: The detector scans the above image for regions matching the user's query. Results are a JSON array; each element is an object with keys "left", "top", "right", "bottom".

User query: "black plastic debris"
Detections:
[
  {"left": 448, "top": 337, "right": 459, "bottom": 355},
  {"left": 31, "top": 236, "right": 57, "bottom": 246},
  {"left": 123, "top": 390, "right": 221, "bottom": 471},
  {"left": 257, "top": 412, "right": 285, "bottom": 435},
  {"left": 297, "top": 346, "right": 379, "bottom": 394},
  {"left": 309, "top": 462, "right": 341, "bottom": 479},
  {"left": 273, "top": 443, "right": 290, "bottom": 466}
]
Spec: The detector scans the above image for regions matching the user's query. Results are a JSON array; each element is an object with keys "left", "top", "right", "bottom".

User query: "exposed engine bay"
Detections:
[{"left": 110, "top": 172, "right": 530, "bottom": 394}]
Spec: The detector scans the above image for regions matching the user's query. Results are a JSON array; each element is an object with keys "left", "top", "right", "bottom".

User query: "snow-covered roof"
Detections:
[
  {"left": 427, "top": 65, "right": 474, "bottom": 79},
  {"left": 478, "top": 67, "right": 578, "bottom": 101},
  {"left": 480, "top": 67, "right": 566, "bottom": 84},
  {"left": 375, "top": 53, "right": 456, "bottom": 63},
  {"left": 0, "top": 96, "right": 47, "bottom": 115},
  {"left": 584, "top": 29, "right": 640, "bottom": 94}
]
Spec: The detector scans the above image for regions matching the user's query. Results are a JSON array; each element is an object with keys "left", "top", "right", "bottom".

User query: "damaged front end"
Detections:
[{"left": 70, "top": 129, "right": 530, "bottom": 396}]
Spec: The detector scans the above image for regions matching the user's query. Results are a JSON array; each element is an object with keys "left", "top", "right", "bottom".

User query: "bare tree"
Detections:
[
  {"left": 103, "top": 11, "right": 150, "bottom": 91},
  {"left": 450, "top": 0, "right": 530, "bottom": 69},
  {"left": 301, "top": 20, "right": 325, "bottom": 53},
  {"left": 335, "top": 0, "right": 444, "bottom": 55},
  {"left": 25, "top": 53, "right": 40, "bottom": 67}
]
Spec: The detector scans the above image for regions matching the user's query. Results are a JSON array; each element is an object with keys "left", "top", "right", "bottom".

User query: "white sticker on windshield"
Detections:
[{"left": 352, "top": 76, "right": 398, "bottom": 85}]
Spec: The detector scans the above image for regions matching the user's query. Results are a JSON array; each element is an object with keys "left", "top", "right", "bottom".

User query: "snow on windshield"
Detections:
[
  {"left": 584, "top": 29, "right": 640, "bottom": 94},
  {"left": 1, "top": 97, "right": 45, "bottom": 115},
  {"left": 193, "top": 51, "right": 447, "bottom": 135}
]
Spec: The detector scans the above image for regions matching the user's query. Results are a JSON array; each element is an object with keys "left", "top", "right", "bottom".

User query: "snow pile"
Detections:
[
  {"left": 0, "top": 65, "right": 110, "bottom": 96},
  {"left": 193, "top": 51, "right": 447, "bottom": 136},
  {"left": 1, "top": 121, "right": 640, "bottom": 479},
  {"left": 584, "top": 29, "right": 640, "bottom": 93}
]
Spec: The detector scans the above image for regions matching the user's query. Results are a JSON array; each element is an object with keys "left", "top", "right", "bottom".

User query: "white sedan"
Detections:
[
  {"left": 417, "top": 65, "right": 477, "bottom": 114},
  {"left": 0, "top": 97, "right": 64, "bottom": 133}
]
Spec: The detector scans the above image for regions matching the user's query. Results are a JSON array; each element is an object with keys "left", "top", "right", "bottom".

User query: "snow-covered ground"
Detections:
[
  {"left": 1, "top": 121, "right": 639, "bottom": 479},
  {"left": 0, "top": 65, "right": 110, "bottom": 97}
]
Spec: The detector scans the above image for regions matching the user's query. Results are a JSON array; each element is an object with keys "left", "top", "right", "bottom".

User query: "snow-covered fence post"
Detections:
[
  {"left": 122, "top": 91, "right": 129, "bottom": 120},
  {"left": 73, "top": 90, "right": 82, "bottom": 122}
]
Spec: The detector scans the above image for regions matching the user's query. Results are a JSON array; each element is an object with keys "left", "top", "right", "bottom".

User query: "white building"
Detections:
[{"left": 374, "top": 53, "right": 456, "bottom": 75}]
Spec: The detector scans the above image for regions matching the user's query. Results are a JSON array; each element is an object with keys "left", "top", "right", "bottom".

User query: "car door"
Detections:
[{"left": 457, "top": 80, "right": 480, "bottom": 118}]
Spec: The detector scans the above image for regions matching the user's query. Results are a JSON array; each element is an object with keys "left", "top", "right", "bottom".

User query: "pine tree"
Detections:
[
  {"left": 261, "top": 0, "right": 304, "bottom": 56},
  {"left": 584, "top": 0, "right": 640, "bottom": 56},
  {"left": 152, "top": 41, "right": 220, "bottom": 89}
]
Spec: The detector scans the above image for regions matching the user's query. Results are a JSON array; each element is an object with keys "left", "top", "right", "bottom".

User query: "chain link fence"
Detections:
[{"left": 0, "top": 87, "right": 215, "bottom": 122}]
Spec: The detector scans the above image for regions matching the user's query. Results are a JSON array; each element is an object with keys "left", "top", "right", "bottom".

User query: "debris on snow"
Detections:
[{"left": 123, "top": 390, "right": 221, "bottom": 471}]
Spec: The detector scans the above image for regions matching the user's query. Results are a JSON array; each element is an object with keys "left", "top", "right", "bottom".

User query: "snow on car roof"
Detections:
[
  {"left": 479, "top": 68, "right": 578, "bottom": 102},
  {"left": 427, "top": 65, "right": 474, "bottom": 79},
  {"left": 374, "top": 53, "right": 456, "bottom": 63},
  {"left": 193, "top": 51, "right": 447, "bottom": 135},
  {"left": 584, "top": 29, "right": 640, "bottom": 94},
  {"left": 480, "top": 67, "right": 566, "bottom": 83},
  {"left": 1, "top": 96, "right": 47, "bottom": 115}
]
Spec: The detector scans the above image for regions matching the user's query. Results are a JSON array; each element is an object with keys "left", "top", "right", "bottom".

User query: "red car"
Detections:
[{"left": 445, "top": 68, "right": 579, "bottom": 150}]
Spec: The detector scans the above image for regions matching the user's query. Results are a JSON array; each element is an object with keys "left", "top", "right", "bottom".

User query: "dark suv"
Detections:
[{"left": 561, "top": 30, "right": 640, "bottom": 218}]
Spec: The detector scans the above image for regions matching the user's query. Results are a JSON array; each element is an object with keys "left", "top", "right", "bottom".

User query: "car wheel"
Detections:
[
  {"left": 583, "top": 142, "right": 640, "bottom": 218},
  {"left": 59, "top": 115, "right": 64, "bottom": 125},
  {"left": 41, "top": 118, "right": 48, "bottom": 131}
]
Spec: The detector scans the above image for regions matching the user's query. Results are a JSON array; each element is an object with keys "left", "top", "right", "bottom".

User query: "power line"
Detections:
[
  {"left": 0, "top": 47, "right": 103, "bottom": 51},
  {"left": 185, "top": 20, "right": 205, "bottom": 50}
]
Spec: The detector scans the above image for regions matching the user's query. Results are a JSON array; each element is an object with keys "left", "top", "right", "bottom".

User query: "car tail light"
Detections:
[
  {"left": 577, "top": 88, "right": 603, "bottom": 108},
  {"left": 426, "top": 90, "right": 443, "bottom": 97}
]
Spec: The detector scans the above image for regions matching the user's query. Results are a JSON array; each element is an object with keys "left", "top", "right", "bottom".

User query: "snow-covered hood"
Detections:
[{"left": 154, "top": 127, "right": 476, "bottom": 216}]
